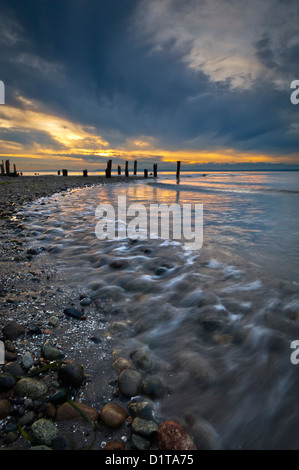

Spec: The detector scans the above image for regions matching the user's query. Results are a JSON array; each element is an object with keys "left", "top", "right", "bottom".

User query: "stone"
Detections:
[
  {"left": 130, "top": 349, "right": 153, "bottom": 370},
  {"left": 80, "top": 297, "right": 92, "bottom": 307},
  {"left": 104, "top": 441, "right": 126, "bottom": 450},
  {"left": 18, "top": 410, "right": 36, "bottom": 427},
  {"left": 158, "top": 421, "right": 197, "bottom": 450},
  {"left": 131, "top": 433, "right": 151, "bottom": 450},
  {"left": 154, "top": 266, "right": 168, "bottom": 276},
  {"left": 63, "top": 307, "right": 85, "bottom": 320},
  {"left": 4, "top": 431, "right": 19, "bottom": 444},
  {"left": 128, "top": 400, "right": 155, "bottom": 420},
  {"left": 14, "top": 377, "right": 48, "bottom": 399},
  {"left": 42, "top": 341, "right": 61, "bottom": 361},
  {"left": 142, "top": 376, "right": 165, "bottom": 398},
  {"left": 131, "top": 417, "right": 158, "bottom": 437},
  {"left": 4, "top": 340, "right": 15, "bottom": 353},
  {"left": 2, "top": 321, "right": 25, "bottom": 340},
  {"left": 185, "top": 416, "right": 222, "bottom": 450},
  {"left": 101, "top": 402, "right": 128, "bottom": 428},
  {"left": 110, "top": 259, "right": 128, "bottom": 269},
  {"left": 118, "top": 369, "right": 143, "bottom": 397},
  {"left": 56, "top": 401, "right": 100, "bottom": 422},
  {"left": 31, "top": 445, "right": 52, "bottom": 450},
  {"left": 31, "top": 418, "right": 58, "bottom": 446},
  {"left": 48, "top": 316, "right": 59, "bottom": 327},
  {"left": 3, "top": 362, "right": 25, "bottom": 378},
  {"left": 40, "top": 402, "right": 57, "bottom": 419},
  {"left": 177, "top": 351, "right": 215, "bottom": 384},
  {"left": 0, "top": 373, "right": 16, "bottom": 391},
  {"left": 57, "top": 362, "right": 85, "bottom": 388},
  {"left": 21, "top": 352, "right": 34, "bottom": 369},
  {"left": 0, "top": 399, "right": 11, "bottom": 419},
  {"left": 110, "top": 321, "right": 128, "bottom": 332},
  {"left": 112, "top": 357, "right": 133, "bottom": 372}
]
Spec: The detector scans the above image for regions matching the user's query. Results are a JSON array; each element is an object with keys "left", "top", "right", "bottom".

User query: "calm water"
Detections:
[{"left": 20, "top": 171, "right": 299, "bottom": 449}]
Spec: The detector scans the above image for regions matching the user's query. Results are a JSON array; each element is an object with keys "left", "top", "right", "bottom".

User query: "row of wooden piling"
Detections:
[
  {"left": 0, "top": 159, "right": 19, "bottom": 177},
  {"left": 58, "top": 161, "right": 181, "bottom": 179}
]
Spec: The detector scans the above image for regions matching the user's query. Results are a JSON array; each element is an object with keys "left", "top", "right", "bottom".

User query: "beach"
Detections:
[{"left": 0, "top": 171, "right": 299, "bottom": 450}]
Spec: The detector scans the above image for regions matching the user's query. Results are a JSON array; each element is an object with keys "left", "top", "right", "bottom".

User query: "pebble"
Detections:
[
  {"left": 48, "top": 316, "right": 59, "bottom": 327},
  {"left": 41, "top": 341, "right": 61, "bottom": 361},
  {"left": 57, "top": 362, "right": 85, "bottom": 388},
  {"left": 130, "top": 349, "right": 153, "bottom": 370},
  {"left": 3, "top": 362, "right": 25, "bottom": 378},
  {"left": 18, "top": 410, "right": 36, "bottom": 427},
  {"left": 63, "top": 307, "right": 85, "bottom": 320},
  {"left": 112, "top": 357, "right": 133, "bottom": 372},
  {"left": 14, "top": 377, "right": 48, "bottom": 399},
  {"left": 142, "top": 376, "right": 165, "bottom": 399},
  {"left": 131, "top": 417, "right": 158, "bottom": 437},
  {"left": 158, "top": 420, "right": 197, "bottom": 450},
  {"left": 104, "top": 441, "right": 126, "bottom": 450},
  {"left": 0, "top": 399, "right": 12, "bottom": 419},
  {"left": 0, "top": 373, "right": 16, "bottom": 391},
  {"left": 101, "top": 402, "right": 128, "bottom": 428},
  {"left": 79, "top": 297, "right": 92, "bottom": 307},
  {"left": 31, "top": 418, "right": 58, "bottom": 446},
  {"left": 118, "top": 369, "right": 143, "bottom": 397},
  {"left": 2, "top": 321, "right": 25, "bottom": 341},
  {"left": 21, "top": 352, "right": 34, "bottom": 369},
  {"left": 55, "top": 401, "right": 100, "bottom": 422},
  {"left": 177, "top": 351, "right": 215, "bottom": 384},
  {"left": 128, "top": 400, "right": 156, "bottom": 420},
  {"left": 131, "top": 433, "right": 150, "bottom": 450}
]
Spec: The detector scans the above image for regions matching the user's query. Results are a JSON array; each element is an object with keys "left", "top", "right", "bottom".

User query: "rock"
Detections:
[
  {"left": 3, "top": 362, "right": 25, "bottom": 378},
  {"left": 0, "top": 399, "right": 11, "bottom": 419},
  {"left": 48, "top": 388, "right": 68, "bottom": 405},
  {"left": 56, "top": 401, "right": 100, "bottom": 422},
  {"left": 142, "top": 376, "right": 165, "bottom": 399},
  {"left": 31, "top": 445, "right": 52, "bottom": 450},
  {"left": 52, "top": 436, "right": 72, "bottom": 450},
  {"left": 110, "top": 259, "right": 128, "bottom": 269},
  {"left": 48, "top": 316, "right": 59, "bottom": 327},
  {"left": 18, "top": 410, "right": 36, "bottom": 427},
  {"left": 131, "top": 433, "right": 150, "bottom": 450},
  {"left": 131, "top": 417, "right": 158, "bottom": 437},
  {"left": 110, "top": 321, "right": 128, "bottom": 333},
  {"left": 57, "top": 362, "right": 85, "bottom": 388},
  {"left": 4, "top": 431, "right": 19, "bottom": 444},
  {"left": 40, "top": 402, "right": 57, "bottom": 419},
  {"left": 21, "top": 352, "right": 34, "bottom": 369},
  {"left": 177, "top": 351, "right": 215, "bottom": 384},
  {"left": 185, "top": 416, "right": 222, "bottom": 450},
  {"left": 104, "top": 441, "right": 126, "bottom": 450},
  {"left": 130, "top": 349, "right": 153, "bottom": 370},
  {"left": 2, "top": 321, "right": 25, "bottom": 341},
  {"left": 31, "top": 418, "right": 58, "bottom": 446},
  {"left": 101, "top": 403, "right": 128, "bottom": 428},
  {"left": 0, "top": 373, "right": 16, "bottom": 391},
  {"left": 63, "top": 307, "right": 85, "bottom": 320},
  {"left": 112, "top": 357, "right": 133, "bottom": 372},
  {"left": 80, "top": 297, "right": 92, "bottom": 307},
  {"left": 118, "top": 369, "right": 143, "bottom": 397},
  {"left": 128, "top": 400, "right": 156, "bottom": 420},
  {"left": 41, "top": 341, "right": 61, "bottom": 361},
  {"left": 14, "top": 377, "right": 48, "bottom": 399},
  {"left": 154, "top": 266, "right": 169, "bottom": 276},
  {"left": 158, "top": 421, "right": 197, "bottom": 450},
  {"left": 4, "top": 340, "right": 15, "bottom": 353}
]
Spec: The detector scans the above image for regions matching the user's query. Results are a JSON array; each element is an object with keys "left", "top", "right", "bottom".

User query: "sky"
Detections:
[{"left": 0, "top": 0, "right": 299, "bottom": 172}]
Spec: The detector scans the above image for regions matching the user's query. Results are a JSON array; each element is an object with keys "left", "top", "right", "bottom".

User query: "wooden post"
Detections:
[
  {"left": 176, "top": 161, "right": 181, "bottom": 180},
  {"left": 5, "top": 160, "right": 10, "bottom": 175},
  {"left": 106, "top": 159, "right": 112, "bottom": 178},
  {"left": 83, "top": 169, "right": 88, "bottom": 177},
  {"left": 144, "top": 169, "right": 148, "bottom": 178},
  {"left": 57, "top": 170, "right": 61, "bottom": 175},
  {"left": 134, "top": 160, "right": 137, "bottom": 175},
  {"left": 118, "top": 165, "right": 121, "bottom": 175},
  {"left": 125, "top": 161, "right": 129, "bottom": 177},
  {"left": 153, "top": 163, "right": 158, "bottom": 178},
  {"left": 13, "top": 164, "right": 17, "bottom": 175},
  {"left": 62, "top": 169, "right": 68, "bottom": 176}
]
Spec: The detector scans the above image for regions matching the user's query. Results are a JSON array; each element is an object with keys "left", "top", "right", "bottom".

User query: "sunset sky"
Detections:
[{"left": 0, "top": 0, "right": 299, "bottom": 172}]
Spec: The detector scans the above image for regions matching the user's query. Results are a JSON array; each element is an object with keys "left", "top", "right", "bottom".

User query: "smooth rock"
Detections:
[
  {"left": 31, "top": 418, "right": 58, "bottom": 446},
  {"left": 158, "top": 421, "right": 197, "bottom": 450},
  {"left": 57, "top": 362, "right": 85, "bottom": 388},
  {"left": 80, "top": 297, "right": 92, "bottom": 307},
  {"left": 3, "top": 362, "right": 25, "bottom": 378},
  {"left": 177, "top": 351, "right": 215, "bottom": 384},
  {"left": 118, "top": 369, "right": 143, "bottom": 397},
  {"left": 0, "top": 373, "right": 16, "bottom": 391},
  {"left": 130, "top": 349, "right": 153, "bottom": 370},
  {"left": 131, "top": 417, "right": 158, "bottom": 437},
  {"left": 18, "top": 410, "right": 36, "bottom": 427},
  {"left": 4, "top": 340, "right": 15, "bottom": 353},
  {"left": 104, "top": 441, "right": 126, "bottom": 450},
  {"left": 48, "top": 316, "right": 59, "bottom": 327},
  {"left": 112, "top": 357, "right": 133, "bottom": 372},
  {"left": 128, "top": 400, "right": 155, "bottom": 420},
  {"left": 21, "top": 352, "right": 34, "bottom": 369},
  {"left": 2, "top": 322, "right": 25, "bottom": 340},
  {"left": 14, "top": 377, "right": 48, "bottom": 399},
  {"left": 42, "top": 341, "right": 61, "bottom": 361},
  {"left": 101, "top": 402, "right": 128, "bottom": 428},
  {"left": 185, "top": 416, "right": 222, "bottom": 450},
  {"left": 56, "top": 401, "right": 100, "bottom": 422},
  {"left": 142, "top": 376, "right": 165, "bottom": 398},
  {"left": 0, "top": 399, "right": 11, "bottom": 419},
  {"left": 63, "top": 307, "right": 85, "bottom": 320},
  {"left": 131, "top": 433, "right": 150, "bottom": 450}
]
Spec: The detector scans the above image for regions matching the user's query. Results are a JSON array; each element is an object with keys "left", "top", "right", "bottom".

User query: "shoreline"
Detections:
[{"left": 0, "top": 175, "right": 197, "bottom": 451}]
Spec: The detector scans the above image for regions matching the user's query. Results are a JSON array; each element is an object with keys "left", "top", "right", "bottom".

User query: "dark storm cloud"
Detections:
[{"left": 0, "top": 0, "right": 298, "bottom": 158}]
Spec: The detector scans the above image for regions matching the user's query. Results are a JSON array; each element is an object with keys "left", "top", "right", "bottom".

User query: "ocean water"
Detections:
[{"left": 19, "top": 171, "right": 299, "bottom": 449}]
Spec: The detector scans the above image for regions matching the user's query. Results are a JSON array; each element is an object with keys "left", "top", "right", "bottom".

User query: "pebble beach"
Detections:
[{"left": 0, "top": 175, "right": 197, "bottom": 451}]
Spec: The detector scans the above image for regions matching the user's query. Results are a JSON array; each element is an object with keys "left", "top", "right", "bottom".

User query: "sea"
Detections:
[{"left": 19, "top": 171, "right": 299, "bottom": 449}]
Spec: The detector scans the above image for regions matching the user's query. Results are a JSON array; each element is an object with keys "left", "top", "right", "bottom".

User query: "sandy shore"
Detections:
[{"left": 0, "top": 174, "right": 160, "bottom": 450}]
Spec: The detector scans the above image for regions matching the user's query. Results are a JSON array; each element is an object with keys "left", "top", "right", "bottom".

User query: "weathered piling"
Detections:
[
  {"left": 5, "top": 160, "right": 10, "bottom": 175},
  {"left": 134, "top": 160, "right": 137, "bottom": 175},
  {"left": 105, "top": 159, "right": 112, "bottom": 178},
  {"left": 118, "top": 165, "right": 121, "bottom": 175},
  {"left": 57, "top": 170, "right": 61, "bottom": 175},
  {"left": 176, "top": 161, "right": 181, "bottom": 180},
  {"left": 153, "top": 163, "right": 158, "bottom": 178},
  {"left": 144, "top": 169, "right": 148, "bottom": 178},
  {"left": 125, "top": 161, "right": 129, "bottom": 177},
  {"left": 83, "top": 169, "right": 88, "bottom": 177},
  {"left": 62, "top": 169, "right": 68, "bottom": 176}
]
